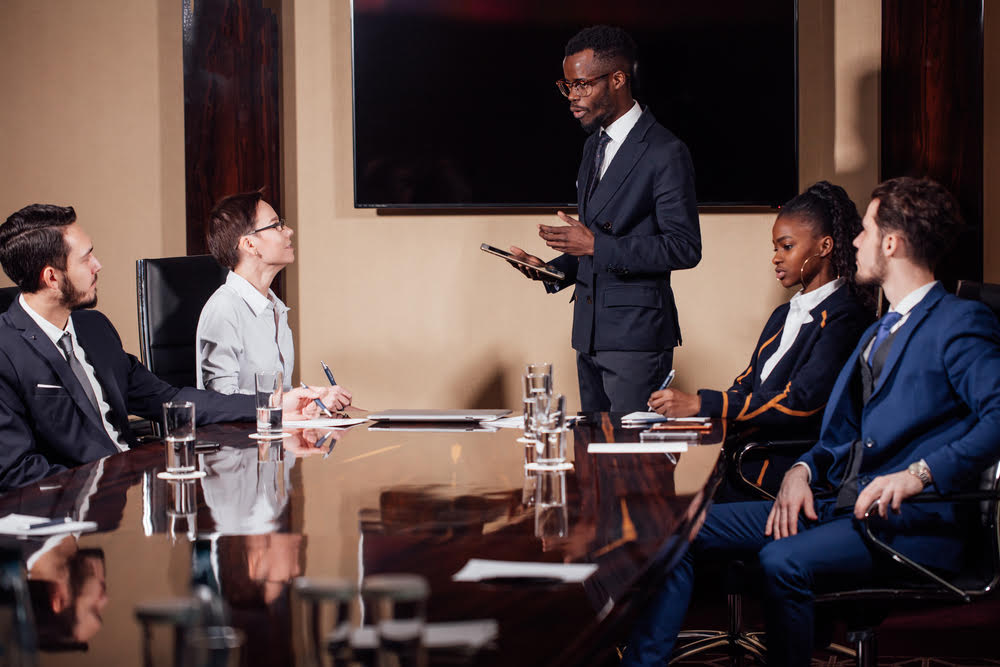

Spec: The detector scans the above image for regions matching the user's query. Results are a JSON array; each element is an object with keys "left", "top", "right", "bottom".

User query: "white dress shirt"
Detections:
[
  {"left": 759, "top": 278, "right": 845, "bottom": 381},
  {"left": 196, "top": 271, "right": 294, "bottom": 395},
  {"left": 19, "top": 295, "right": 125, "bottom": 451},
  {"left": 598, "top": 101, "right": 643, "bottom": 179}
]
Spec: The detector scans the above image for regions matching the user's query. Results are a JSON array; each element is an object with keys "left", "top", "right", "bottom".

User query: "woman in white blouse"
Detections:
[{"left": 196, "top": 191, "right": 352, "bottom": 408}]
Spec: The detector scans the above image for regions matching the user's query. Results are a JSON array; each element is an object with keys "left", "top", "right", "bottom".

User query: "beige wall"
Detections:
[
  {"left": 0, "top": 0, "right": 883, "bottom": 412},
  {"left": 285, "top": 0, "right": 881, "bottom": 412},
  {"left": 0, "top": 0, "right": 185, "bottom": 354}
]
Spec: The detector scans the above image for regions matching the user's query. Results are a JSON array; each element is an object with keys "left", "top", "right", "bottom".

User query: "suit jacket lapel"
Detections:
[
  {"left": 7, "top": 302, "right": 107, "bottom": 432},
  {"left": 586, "top": 110, "right": 654, "bottom": 221},
  {"left": 869, "top": 284, "right": 946, "bottom": 401}
]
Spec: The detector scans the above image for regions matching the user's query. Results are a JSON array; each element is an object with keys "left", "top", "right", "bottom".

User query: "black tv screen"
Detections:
[{"left": 351, "top": 1, "right": 797, "bottom": 208}]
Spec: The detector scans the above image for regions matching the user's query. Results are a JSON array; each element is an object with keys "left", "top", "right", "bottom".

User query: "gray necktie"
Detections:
[
  {"left": 57, "top": 333, "right": 101, "bottom": 417},
  {"left": 586, "top": 131, "right": 612, "bottom": 202}
]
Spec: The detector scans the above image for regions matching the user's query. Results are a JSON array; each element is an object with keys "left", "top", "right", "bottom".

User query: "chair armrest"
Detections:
[
  {"left": 733, "top": 439, "right": 816, "bottom": 500},
  {"left": 859, "top": 491, "right": 1000, "bottom": 602}
]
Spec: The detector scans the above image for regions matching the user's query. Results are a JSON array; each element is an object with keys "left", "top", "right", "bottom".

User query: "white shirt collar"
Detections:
[
  {"left": 226, "top": 271, "right": 287, "bottom": 317},
  {"left": 889, "top": 281, "right": 938, "bottom": 316},
  {"left": 788, "top": 277, "right": 844, "bottom": 314},
  {"left": 602, "top": 101, "right": 642, "bottom": 145},
  {"left": 19, "top": 293, "right": 76, "bottom": 346}
]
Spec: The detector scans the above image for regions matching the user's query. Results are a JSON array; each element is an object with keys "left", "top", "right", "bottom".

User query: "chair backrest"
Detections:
[
  {"left": 136, "top": 255, "right": 228, "bottom": 389},
  {"left": 0, "top": 286, "right": 19, "bottom": 313},
  {"left": 956, "top": 280, "right": 1000, "bottom": 320}
]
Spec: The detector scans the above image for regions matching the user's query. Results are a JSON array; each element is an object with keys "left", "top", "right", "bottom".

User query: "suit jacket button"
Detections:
[
  {"left": 865, "top": 438, "right": 874, "bottom": 448},
  {"left": 586, "top": 296, "right": 593, "bottom": 304},
  {"left": 602, "top": 222, "right": 612, "bottom": 231}
]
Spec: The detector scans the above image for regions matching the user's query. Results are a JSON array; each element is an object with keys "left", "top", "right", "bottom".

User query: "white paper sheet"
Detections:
[
  {"left": 0, "top": 513, "right": 97, "bottom": 537},
  {"left": 283, "top": 418, "right": 368, "bottom": 428},
  {"left": 452, "top": 558, "right": 597, "bottom": 583},
  {"left": 588, "top": 442, "right": 689, "bottom": 454},
  {"left": 350, "top": 620, "right": 499, "bottom": 649},
  {"left": 620, "top": 411, "right": 668, "bottom": 425}
]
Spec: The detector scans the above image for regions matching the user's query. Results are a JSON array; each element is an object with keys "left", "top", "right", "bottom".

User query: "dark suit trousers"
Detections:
[
  {"left": 576, "top": 349, "right": 672, "bottom": 413},
  {"left": 621, "top": 498, "right": 878, "bottom": 667}
]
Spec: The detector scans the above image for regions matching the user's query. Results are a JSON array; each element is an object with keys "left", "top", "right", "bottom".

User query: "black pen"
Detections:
[
  {"left": 300, "top": 382, "right": 334, "bottom": 417},
  {"left": 320, "top": 360, "right": 337, "bottom": 386},
  {"left": 21, "top": 517, "right": 72, "bottom": 531}
]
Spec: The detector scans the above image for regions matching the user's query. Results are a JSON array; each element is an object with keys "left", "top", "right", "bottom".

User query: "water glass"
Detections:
[
  {"left": 163, "top": 401, "right": 196, "bottom": 474},
  {"left": 535, "top": 394, "right": 568, "bottom": 466},
  {"left": 255, "top": 370, "right": 284, "bottom": 438},
  {"left": 362, "top": 574, "right": 429, "bottom": 667},
  {"left": 525, "top": 362, "right": 553, "bottom": 385}
]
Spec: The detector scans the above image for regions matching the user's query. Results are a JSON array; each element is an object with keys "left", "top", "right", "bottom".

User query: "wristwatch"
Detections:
[{"left": 907, "top": 459, "right": 933, "bottom": 488}]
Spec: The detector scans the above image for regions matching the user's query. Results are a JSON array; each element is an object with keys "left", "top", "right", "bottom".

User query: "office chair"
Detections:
[
  {"left": 135, "top": 255, "right": 228, "bottom": 388},
  {"left": 673, "top": 281, "right": 1000, "bottom": 666},
  {"left": 0, "top": 286, "right": 19, "bottom": 312}
]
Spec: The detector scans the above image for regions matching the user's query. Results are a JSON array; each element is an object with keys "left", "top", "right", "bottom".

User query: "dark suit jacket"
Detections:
[
  {"left": 798, "top": 283, "right": 1000, "bottom": 569},
  {"left": 0, "top": 299, "right": 254, "bottom": 491},
  {"left": 548, "top": 108, "right": 701, "bottom": 352},
  {"left": 699, "top": 284, "right": 873, "bottom": 435}
]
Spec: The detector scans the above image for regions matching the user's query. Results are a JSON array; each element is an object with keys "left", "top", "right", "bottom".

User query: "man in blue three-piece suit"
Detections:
[
  {"left": 510, "top": 25, "right": 701, "bottom": 412},
  {"left": 0, "top": 204, "right": 335, "bottom": 492},
  {"left": 622, "top": 177, "right": 1000, "bottom": 666}
]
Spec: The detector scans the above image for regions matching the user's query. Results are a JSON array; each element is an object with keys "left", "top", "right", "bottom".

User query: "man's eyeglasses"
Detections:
[
  {"left": 246, "top": 219, "right": 289, "bottom": 235},
  {"left": 555, "top": 71, "right": 620, "bottom": 98}
]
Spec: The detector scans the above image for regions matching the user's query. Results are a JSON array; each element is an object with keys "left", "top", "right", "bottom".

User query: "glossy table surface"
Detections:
[{"left": 0, "top": 412, "right": 726, "bottom": 666}]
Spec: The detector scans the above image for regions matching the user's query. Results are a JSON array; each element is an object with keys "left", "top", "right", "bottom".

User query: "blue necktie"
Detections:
[
  {"left": 586, "top": 131, "right": 612, "bottom": 202},
  {"left": 868, "top": 311, "right": 902, "bottom": 367}
]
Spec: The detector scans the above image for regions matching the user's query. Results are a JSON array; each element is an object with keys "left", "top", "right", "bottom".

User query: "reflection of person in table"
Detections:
[
  {"left": 27, "top": 537, "right": 108, "bottom": 647},
  {"left": 196, "top": 190, "right": 352, "bottom": 409}
]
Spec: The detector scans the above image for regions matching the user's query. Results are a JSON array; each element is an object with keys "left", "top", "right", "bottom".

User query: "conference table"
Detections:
[{"left": 0, "top": 411, "right": 727, "bottom": 666}]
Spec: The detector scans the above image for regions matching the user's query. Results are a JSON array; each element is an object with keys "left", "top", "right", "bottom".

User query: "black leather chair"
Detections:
[
  {"left": 135, "top": 255, "right": 228, "bottom": 389},
  {"left": 0, "top": 286, "right": 19, "bottom": 313}
]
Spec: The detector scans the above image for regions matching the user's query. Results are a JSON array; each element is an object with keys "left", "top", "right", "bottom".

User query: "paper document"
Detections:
[
  {"left": 453, "top": 558, "right": 597, "bottom": 583},
  {"left": 620, "top": 411, "right": 668, "bottom": 425},
  {"left": 588, "top": 442, "right": 689, "bottom": 454},
  {"left": 351, "top": 620, "right": 499, "bottom": 650},
  {"left": 283, "top": 418, "right": 367, "bottom": 428},
  {"left": 0, "top": 513, "right": 97, "bottom": 537},
  {"left": 487, "top": 415, "right": 580, "bottom": 429}
]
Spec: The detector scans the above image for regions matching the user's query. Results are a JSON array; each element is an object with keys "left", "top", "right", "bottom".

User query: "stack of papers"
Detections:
[
  {"left": 620, "top": 411, "right": 669, "bottom": 426},
  {"left": 588, "top": 442, "right": 689, "bottom": 454},
  {"left": 452, "top": 558, "right": 597, "bottom": 583},
  {"left": 0, "top": 513, "right": 97, "bottom": 537},
  {"left": 283, "top": 417, "right": 368, "bottom": 428},
  {"left": 350, "top": 620, "right": 499, "bottom": 650}
]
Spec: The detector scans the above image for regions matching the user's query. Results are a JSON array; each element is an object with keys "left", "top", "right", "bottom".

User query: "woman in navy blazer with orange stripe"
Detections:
[{"left": 650, "top": 182, "right": 874, "bottom": 488}]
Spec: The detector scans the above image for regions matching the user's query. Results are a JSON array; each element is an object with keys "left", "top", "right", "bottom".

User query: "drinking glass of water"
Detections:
[
  {"left": 535, "top": 393, "right": 567, "bottom": 466},
  {"left": 255, "top": 370, "right": 284, "bottom": 438},
  {"left": 163, "top": 401, "right": 196, "bottom": 475}
]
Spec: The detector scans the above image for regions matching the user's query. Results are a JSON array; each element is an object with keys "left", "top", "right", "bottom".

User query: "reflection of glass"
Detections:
[
  {"left": 185, "top": 625, "right": 244, "bottom": 667},
  {"left": 254, "top": 370, "right": 284, "bottom": 438},
  {"left": 363, "top": 574, "right": 429, "bottom": 667},
  {"left": 534, "top": 470, "right": 568, "bottom": 540},
  {"left": 167, "top": 480, "right": 197, "bottom": 543},
  {"left": 522, "top": 445, "right": 537, "bottom": 506}
]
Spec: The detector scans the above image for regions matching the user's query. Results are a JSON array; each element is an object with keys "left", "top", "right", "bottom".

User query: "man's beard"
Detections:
[
  {"left": 58, "top": 275, "right": 97, "bottom": 311},
  {"left": 855, "top": 254, "right": 888, "bottom": 287}
]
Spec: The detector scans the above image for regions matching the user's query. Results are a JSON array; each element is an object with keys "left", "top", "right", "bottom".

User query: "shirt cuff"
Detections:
[{"left": 790, "top": 461, "right": 812, "bottom": 484}]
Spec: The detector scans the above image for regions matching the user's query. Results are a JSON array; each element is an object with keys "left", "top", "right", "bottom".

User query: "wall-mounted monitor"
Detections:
[{"left": 351, "top": 0, "right": 797, "bottom": 208}]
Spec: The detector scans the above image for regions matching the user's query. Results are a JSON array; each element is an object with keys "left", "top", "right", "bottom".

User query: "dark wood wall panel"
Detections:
[
  {"left": 182, "top": 0, "right": 281, "bottom": 257},
  {"left": 881, "top": 0, "right": 983, "bottom": 284}
]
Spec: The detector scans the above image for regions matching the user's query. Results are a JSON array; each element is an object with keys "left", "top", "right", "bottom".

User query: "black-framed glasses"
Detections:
[
  {"left": 246, "top": 219, "right": 288, "bottom": 235},
  {"left": 555, "top": 71, "right": 619, "bottom": 98}
]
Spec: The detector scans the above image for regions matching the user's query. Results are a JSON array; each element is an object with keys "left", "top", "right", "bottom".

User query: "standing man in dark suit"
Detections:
[
  {"left": 510, "top": 25, "right": 701, "bottom": 412},
  {"left": 622, "top": 177, "right": 1000, "bottom": 665},
  {"left": 0, "top": 204, "right": 336, "bottom": 491}
]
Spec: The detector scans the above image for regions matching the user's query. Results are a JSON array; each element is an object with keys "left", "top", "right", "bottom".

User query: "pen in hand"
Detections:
[
  {"left": 300, "top": 382, "right": 334, "bottom": 418},
  {"left": 647, "top": 369, "right": 676, "bottom": 409},
  {"left": 320, "top": 361, "right": 337, "bottom": 386}
]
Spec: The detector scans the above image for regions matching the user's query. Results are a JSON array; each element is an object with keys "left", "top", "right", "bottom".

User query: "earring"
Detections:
[{"left": 799, "top": 253, "right": 823, "bottom": 285}]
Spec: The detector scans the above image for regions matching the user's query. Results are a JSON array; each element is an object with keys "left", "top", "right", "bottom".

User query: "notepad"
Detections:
[
  {"left": 452, "top": 559, "right": 597, "bottom": 583},
  {"left": 0, "top": 513, "right": 97, "bottom": 537},
  {"left": 588, "top": 442, "right": 689, "bottom": 454}
]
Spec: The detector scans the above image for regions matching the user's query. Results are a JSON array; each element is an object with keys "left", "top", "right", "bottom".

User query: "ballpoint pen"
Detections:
[
  {"left": 300, "top": 382, "right": 334, "bottom": 417},
  {"left": 656, "top": 369, "right": 676, "bottom": 392},
  {"left": 21, "top": 517, "right": 72, "bottom": 531},
  {"left": 320, "top": 361, "right": 337, "bottom": 386},
  {"left": 314, "top": 430, "right": 335, "bottom": 450}
]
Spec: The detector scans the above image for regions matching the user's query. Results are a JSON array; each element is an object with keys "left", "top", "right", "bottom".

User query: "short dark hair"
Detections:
[
  {"left": 870, "top": 177, "right": 964, "bottom": 271},
  {"left": 0, "top": 204, "right": 77, "bottom": 293},
  {"left": 565, "top": 25, "right": 637, "bottom": 72},
  {"left": 206, "top": 190, "right": 264, "bottom": 270}
]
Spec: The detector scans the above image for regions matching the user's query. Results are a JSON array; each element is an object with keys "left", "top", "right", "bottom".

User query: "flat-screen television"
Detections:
[{"left": 351, "top": 1, "right": 797, "bottom": 208}]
